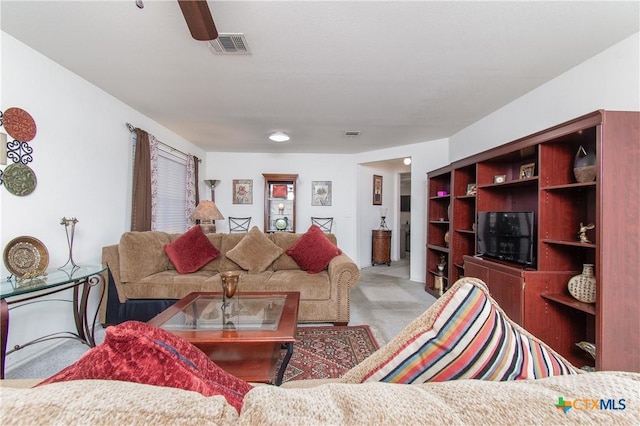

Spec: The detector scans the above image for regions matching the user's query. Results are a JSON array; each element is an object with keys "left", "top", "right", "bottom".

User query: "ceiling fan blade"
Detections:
[{"left": 178, "top": 0, "right": 218, "bottom": 41}]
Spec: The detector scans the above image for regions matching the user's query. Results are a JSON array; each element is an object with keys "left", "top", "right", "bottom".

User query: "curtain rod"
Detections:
[{"left": 126, "top": 122, "right": 201, "bottom": 162}]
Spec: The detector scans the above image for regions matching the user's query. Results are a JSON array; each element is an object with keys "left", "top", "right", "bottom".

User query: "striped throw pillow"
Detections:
[{"left": 341, "top": 277, "right": 579, "bottom": 384}]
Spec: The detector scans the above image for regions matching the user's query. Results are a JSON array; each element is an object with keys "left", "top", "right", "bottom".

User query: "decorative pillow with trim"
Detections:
[
  {"left": 272, "top": 184, "right": 288, "bottom": 198},
  {"left": 285, "top": 224, "right": 342, "bottom": 274},
  {"left": 225, "top": 226, "right": 283, "bottom": 273},
  {"left": 38, "top": 321, "right": 252, "bottom": 413},
  {"left": 163, "top": 225, "right": 220, "bottom": 274},
  {"left": 341, "top": 277, "right": 579, "bottom": 384}
]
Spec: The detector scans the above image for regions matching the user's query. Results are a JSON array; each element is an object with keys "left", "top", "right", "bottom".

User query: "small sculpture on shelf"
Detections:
[
  {"left": 578, "top": 222, "right": 595, "bottom": 244},
  {"left": 437, "top": 255, "right": 447, "bottom": 274}
]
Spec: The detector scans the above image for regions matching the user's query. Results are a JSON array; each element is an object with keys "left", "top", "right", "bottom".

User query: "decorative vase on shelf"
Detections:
[
  {"left": 434, "top": 276, "right": 444, "bottom": 296},
  {"left": 567, "top": 264, "right": 596, "bottom": 304},
  {"left": 573, "top": 145, "right": 596, "bottom": 183}
]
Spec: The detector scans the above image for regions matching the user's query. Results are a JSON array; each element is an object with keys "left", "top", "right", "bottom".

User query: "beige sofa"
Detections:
[
  {"left": 100, "top": 230, "right": 360, "bottom": 326},
  {"left": 4, "top": 277, "right": 639, "bottom": 424},
  {"left": 2, "top": 372, "right": 638, "bottom": 425}
]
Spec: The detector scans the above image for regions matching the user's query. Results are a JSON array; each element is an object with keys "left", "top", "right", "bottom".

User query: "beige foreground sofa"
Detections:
[
  {"left": 2, "top": 372, "right": 639, "bottom": 425},
  {"left": 4, "top": 277, "right": 639, "bottom": 425},
  {"left": 100, "top": 230, "right": 360, "bottom": 325}
]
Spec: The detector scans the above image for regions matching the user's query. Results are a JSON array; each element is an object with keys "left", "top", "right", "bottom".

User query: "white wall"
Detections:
[
  {"left": 0, "top": 33, "right": 207, "bottom": 372},
  {"left": 206, "top": 142, "right": 449, "bottom": 284},
  {"left": 205, "top": 152, "right": 358, "bottom": 259},
  {"left": 450, "top": 32, "right": 640, "bottom": 160},
  {"left": 355, "top": 140, "right": 449, "bottom": 283}
]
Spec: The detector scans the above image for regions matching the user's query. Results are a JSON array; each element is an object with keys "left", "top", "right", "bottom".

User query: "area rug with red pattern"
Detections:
[{"left": 276, "top": 325, "right": 380, "bottom": 383}]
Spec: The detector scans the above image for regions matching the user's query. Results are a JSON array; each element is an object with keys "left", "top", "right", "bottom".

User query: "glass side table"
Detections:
[{"left": 1, "top": 264, "right": 106, "bottom": 378}]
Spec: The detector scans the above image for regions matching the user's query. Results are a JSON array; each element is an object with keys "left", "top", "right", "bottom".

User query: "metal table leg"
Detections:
[
  {"left": 275, "top": 342, "right": 294, "bottom": 386},
  {"left": 1, "top": 299, "right": 8, "bottom": 379}
]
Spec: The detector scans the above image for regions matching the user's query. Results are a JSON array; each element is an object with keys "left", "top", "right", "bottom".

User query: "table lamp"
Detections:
[{"left": 190, "top": 200, "right": 224, "bottom": 233}]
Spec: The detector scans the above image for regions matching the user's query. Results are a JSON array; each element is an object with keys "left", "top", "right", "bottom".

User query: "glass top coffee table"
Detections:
[{"left": 148, "top": 291, "right": 299, "bottom": 385}]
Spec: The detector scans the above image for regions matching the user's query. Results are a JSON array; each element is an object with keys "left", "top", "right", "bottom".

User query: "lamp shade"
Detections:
[
  {"left": 204, "top": 179, "right": 221, "bottom": 189},
  {"left": 190, "top": 200, "right": 224, "bottom": 221}
]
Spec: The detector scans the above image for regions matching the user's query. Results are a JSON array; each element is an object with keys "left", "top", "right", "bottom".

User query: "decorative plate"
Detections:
[
  {"left": 3, "top": 236, "right": 49, "bottom": 277},
  {"left": 275, "top": 217, "right": 288, "bottom": 231},
  {"left": 2, "top": 107, "right": 37, "bottom": 142},
  {"left": 3, "top": 163, "right": 37, "bottom": 196}
]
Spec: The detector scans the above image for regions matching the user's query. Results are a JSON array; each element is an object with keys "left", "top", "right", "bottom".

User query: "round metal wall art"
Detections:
[
  {"left": 2, "top": 163, "right": 37, "bottom": 196},
  {"left": 2, "top": 107, "right": 37, "bottom": 142},
  {"left": 3, "top": 236, "right": 49, "bottom": 277}
]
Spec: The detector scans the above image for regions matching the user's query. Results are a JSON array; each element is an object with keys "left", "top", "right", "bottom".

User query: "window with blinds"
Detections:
[{"left": 155, "top": 149, "right": 188, "bottom": 233}]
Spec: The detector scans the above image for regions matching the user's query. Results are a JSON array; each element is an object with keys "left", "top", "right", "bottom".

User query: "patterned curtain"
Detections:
[
  {"left": 149, "top": 135, "right": 159, "bottom": 230},
  {"left": 131, "top": 129, "right": 152, "bottom": 231},
  {"left": 186, "top": 154, "right": 198, "bottom": 227}
]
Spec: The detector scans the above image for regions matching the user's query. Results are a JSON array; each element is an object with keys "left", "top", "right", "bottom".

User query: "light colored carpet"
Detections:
[
  {"left": 5, "top": 258, "right": 435, "bottom": 379},
  {"left": 349, "top": 259, "right": 435, "bottom": 344}
]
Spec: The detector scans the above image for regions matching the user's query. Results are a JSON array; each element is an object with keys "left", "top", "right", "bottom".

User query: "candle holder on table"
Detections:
[{"left": 59, "top": 217, "right": 80, "bottom": 272}]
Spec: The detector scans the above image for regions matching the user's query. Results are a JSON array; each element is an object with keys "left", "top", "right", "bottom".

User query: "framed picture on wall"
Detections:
[
  {"left": 232, "top": 179, "right": 253, "bottom": 204},
  {"left": 311, "top": 181, "right": 332, "bottom": 206},
  {"left": 373, "top": 175, "right": 383, "bottom": 205}
]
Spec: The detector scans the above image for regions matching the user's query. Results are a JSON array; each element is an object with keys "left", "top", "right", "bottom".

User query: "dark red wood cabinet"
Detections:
[{"left": 426, "top": 110, "right": 640, "bottom": 372}]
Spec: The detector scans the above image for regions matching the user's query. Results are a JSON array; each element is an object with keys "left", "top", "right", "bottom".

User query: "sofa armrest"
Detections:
[{"left": 327, "top": 254, "right": 360, "bottom": 290}]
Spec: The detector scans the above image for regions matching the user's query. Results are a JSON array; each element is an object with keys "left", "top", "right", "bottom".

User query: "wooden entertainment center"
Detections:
[{"left": 426, "top": 110, "right": 639, "bottom": 372}]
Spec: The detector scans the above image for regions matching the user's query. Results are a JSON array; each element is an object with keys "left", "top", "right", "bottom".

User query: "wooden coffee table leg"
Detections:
[{"left": 275, "top": 342, "right": 293, "bottom": 386}]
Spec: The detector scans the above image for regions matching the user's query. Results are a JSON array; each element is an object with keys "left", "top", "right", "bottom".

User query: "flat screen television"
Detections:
[{"left": 477, "top": 211, "right": 536, "bottom": 268}]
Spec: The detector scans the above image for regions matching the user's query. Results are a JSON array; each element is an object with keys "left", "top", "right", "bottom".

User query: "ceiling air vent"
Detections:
[
  {"left": 344, "top": 131, "right": 361, "bottom": 137},
  {"left": 207, "top": 33, "right": 251, "bottom": 55}
]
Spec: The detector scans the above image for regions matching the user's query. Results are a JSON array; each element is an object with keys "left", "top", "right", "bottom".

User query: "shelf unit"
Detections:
[
  {"left": 263, "top": 173, "right": 298, "bottom": 233},
  {"left": 425, "top": 110, "right": 639, "bottom": 372},
  {"left": 425, "top": 165, "right": 452, "bottom": 296},
  {"left": 451, "top": 163, "right": 477, "bottom": 282}
]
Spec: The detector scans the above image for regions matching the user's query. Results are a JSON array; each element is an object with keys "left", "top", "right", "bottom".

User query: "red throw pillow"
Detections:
[
  {"left": 38, "top": 321, "right": 252, "bottom": 413},
  {"left": 164, "top": 225, "right": 220, "bottom": 274},
  {"left": 286, "top": 225, "right": 342, "bottom": 274},
  {"left": 272, "top": 184, "right": 288, "bottom": 198}
]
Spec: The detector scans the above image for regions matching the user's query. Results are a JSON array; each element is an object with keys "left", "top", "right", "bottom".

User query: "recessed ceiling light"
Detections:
[
  {"left": 269, "top": 131, "right": 290, "bottom": 142},
  {"left": 403, "top": 157, "right": 412, "bottom": 165}
]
